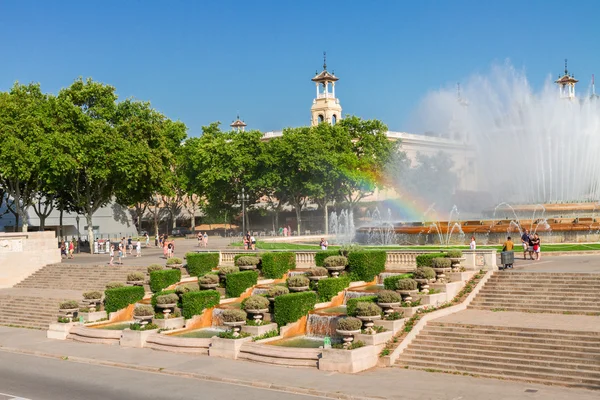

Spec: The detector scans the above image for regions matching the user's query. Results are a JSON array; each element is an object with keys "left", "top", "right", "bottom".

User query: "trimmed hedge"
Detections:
[
  {"left": 149, "top": 269, "right": 181, "bottom": 292},
  {"left": 346, "top": 295, "right": 377, "bottom": 316},
  {"left": 104, "top": 286, "right": 145, "bottom": 314},
  {"left": 415, "top": 252, "right": 446, "bottom": 267},
  {"left": 226, "top": 270, "right": 259, "bottom": 298},
  {"left": 347, "top": 251, "right": 386, "bottom": 282},
  {"left": 186, "top": 252, "right": 219, "bottom": 277},
  {"left": 273, "top": 291, "right": 317, "bottom": 327},
  {"left": 181, "top": 290, "right": 220, "bottom": 319},
  {"left": 315, "top": 250, "right": 339, "bottom": 266},
  {"left": 383, "top": 273, "right": 413, "bottom": 290},
  {"left": 261, "top": 252, "right": 296, "bottom": 279},
  {"left": 317, "top": 275, "right": 351, "bottom": 302}
]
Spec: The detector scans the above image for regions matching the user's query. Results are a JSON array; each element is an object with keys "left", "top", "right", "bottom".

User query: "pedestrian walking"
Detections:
[
  {"left": 117, "top": 243, "right": 123, "bottom": 265},
  {"left": 319, "top": 238, "right": 328, "bottom": 250},
  {"left": 250, "top": 234, "right": 256, "bottom": 250},
  {"left": 203, "top": 232, "right": 208, "bottom": 248},
  {"left": 521, "top": 229, "right": 532, "bottom": 260},
  {"left": 469, "top": 236, "right": 476, "bottom": 250},
  {"left": 145, "top": 233, "right": 150, "bottom": 247},
  {"left": 127, "top": 236, "right": 133, "bottom": 255},
  {"left": 197, "top": 232, "right": 203, "bottom": 247},
  {"left": 68, "top": 240, "right": 75, "bottom": 259},
  {"left": 109, "top": 245, "right": 115, "bottom": 266},
  {"left": 283, "top": 227, "right": 288, "bottom": 237},
  {"left": 167, "top": 241, "right": 173, "bottom": 258},
  {"left": 155, "top": 233, "right": 159, "bottom": 247},
  {"left": 532, "top": 233, "right": 541, "bottom": 260},
  {"left": 136, "top": 239, "right": 141, "bottom": 257}
]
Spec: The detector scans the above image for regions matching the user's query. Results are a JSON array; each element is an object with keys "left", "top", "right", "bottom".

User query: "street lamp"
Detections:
[
  {"left": 237, "top": 188, "right": 250, "bottom": 237},
  {"left": 75, "top": 215, "right": 80, "bottom": 254}
]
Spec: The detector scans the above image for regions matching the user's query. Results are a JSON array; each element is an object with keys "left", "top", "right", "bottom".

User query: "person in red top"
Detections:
[{"left": 68, "top": 241, "right": 75, "bottom": 259}]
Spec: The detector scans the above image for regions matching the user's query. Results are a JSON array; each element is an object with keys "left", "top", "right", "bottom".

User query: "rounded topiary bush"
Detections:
[
  {"left": 445, "top": 250, "right": 463, "bottom": 258},
  {"left": 243, "top": 295, "right": 270, "bottom": 311},
  {"left": 59, "top": 300, "right": 79, "bottom": 310},
  {"left": 199, "top": 274, "right": 220, "bottom": 285},
  {"left": 377, "top": 290, "right": 401, "bottom": 304},
  {"left": 83, "top": 291, "right": 102, "bottom": 300},
  {"left": 133, "top": 304, "right": 154, "bottom": 317},
  {"left": 218, "top": 266, "right": 240, "bottom": 275},
  {"left": 337, "top": 316, "right": 362, "bottom": 332},
  {"left": 155, "top": 293, "right": 179, "bottom": 305},
  {"left": 221, "top": 308, "right": 247, "bottom": 322},
  {"left": 413, "top": 267, "right": 436, "bottom": 280},
  {"left": 127, "top": 272, "right": 145, "bottom": 281},
  {"left": 431, "top": 258, "right": 452, "bottom": 268},
  {"left": 166, "top": 257, "right": 183, "bottom": 265},
  {"left": 395, "top": 278, "right": 418, "bottom": 291},
  {"left": 287, "top": 275, "right": 310, "bottom": 288},
  {"left": 106, "top": 281, "right": 124, "bottom": 289},
  {"left": 323, "top": 256, "right": 348, "bottom": 268},
  {"left": 353, "top": 302, "right": 382, "bottom": 317},
  {"left": 267, "top": 286, "right": 289, "bottom": 298},
  {"left": 175, "top": 282, "right": 200, "bottom": 294},
  {"left": 306, "top": 267, "right": 329, "bottom": 277},
  {"left": 147, "top": 264, "right": 164, "bottom": 273},
  {"left": 235, "top": 256, "right": 260, "bottom": 267}
]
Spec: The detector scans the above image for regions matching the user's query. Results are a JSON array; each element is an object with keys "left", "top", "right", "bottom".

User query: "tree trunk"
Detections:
[
  {"left": 153, "top": 205, "right": 159, "bottom": 235},
  {"left": 245, "top": 211, "right": 250, "bottom": 234},
  {"left": 14, "top": 211, "right": 19, "bottom": 233},
  {"left": 86, "top": 213, "right": 94, "bottom": 253},
  {"left": 324, "top": 203, "right": 329, "bottom": 235},
  {"left": 294, "top": 204, "right": 302, "bottom": 234},
  {"left": 59, "top": 208, "right": 64, "bottom": 240}
]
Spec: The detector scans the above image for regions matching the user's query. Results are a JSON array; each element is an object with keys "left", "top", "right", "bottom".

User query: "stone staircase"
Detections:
[
  {"left": 0, "top": 263, "right": 149, "bottom": 329},
  {"left": 396, "top": 321, "right": 600, "bottom": 389},
  {"left": 469, "top": 272, "right": 600, "bottom": 315}
]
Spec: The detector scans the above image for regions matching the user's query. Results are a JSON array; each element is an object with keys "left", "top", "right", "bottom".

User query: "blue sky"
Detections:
[{"left": 1, "top": 0, "right": 598, "bottom": 136}]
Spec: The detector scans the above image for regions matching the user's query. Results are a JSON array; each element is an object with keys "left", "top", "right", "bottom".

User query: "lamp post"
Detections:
[
  {"left": 237, "top": 188, "right": 250, "bottom": 237},
  {"left": 75, "top": 215, "right": 80, "bottom": 254}
]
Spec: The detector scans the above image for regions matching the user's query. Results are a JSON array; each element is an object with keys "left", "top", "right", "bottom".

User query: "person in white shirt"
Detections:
[
  {"left": 136, "top": 240, "right": 141, "bottom": 257},
  {"left": 470, "top": 236, "right": 476, "bottom": 250}
]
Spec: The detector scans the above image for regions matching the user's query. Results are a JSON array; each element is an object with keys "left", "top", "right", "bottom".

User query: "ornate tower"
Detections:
[
  {"left": 230, "top": 114, "right": 247, "bottom": 132},
  {"left": 555, "top": 59, "right": 578, "bottom": 99},
  {"left": 310, "top": 52, "right": 342, "bottom": 126}
]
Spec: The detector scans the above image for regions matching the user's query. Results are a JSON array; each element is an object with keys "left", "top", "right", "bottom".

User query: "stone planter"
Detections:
[
  {"left": 377, "top": 302, "right": 400, "bottom": 317},
  {"left": 84, "top": 298, "right": 102, "bottom": 312},
  {"left": 80, "top": 310, "right": 107, "bottom": 323},
  {"left": 325, "top": 265, "right": 345, "bottom": 278},
  {"left": 47, "top": 321, "right": 77, "bottom": 340},
  {"left": 356, "top": 315, "right": 381, "bottom": 335},
  {"left": 120, "top": 328, "right": 159, "bottom": 348},
  {"left": 238, "top": 265, "right": 257, "bottom": 271},
  {"left": 242, "top": 322, "right": 278, "bottom": 336},
  {"left": 414, "top": 278, "right": 434, "bottom": 294},
  {"left": 245, "top": 308, "right": 269, "bottom": 325},
  {"left": 396, "top": 289, "right": 418, "bottom": 303},
  {"left": 288, "top": 286, "right": 309, "bottom": 292},
  {"left": 133, "top": 314, "right": 153, "bottom": 327},
  {"left": 432, "top": 267, "right": 452, "bottom": 283},
  {"left": 156, "top": 303, "right": 177, "bottom": 319},
  {"left": 200, "top": 283, "right": 219, "bottom": 290},
  {"left": 153, "top": 316, "right": 185, "bottom": 330},
  {"left": 335, "top": 328, "right": 361, "bottom": 348},
  {"left": 223, "top": 320, "right": 246, "bottom": 337},
  {"left": 58, "top": 308, "right": 79, "bottom": 322},
  {"left": 375, "top": 317, "right": 406, "bottom": 334},
  {"left": 167, "top": 263, "right": 183, "bottom": 269},
  {"left": 127, "top": 280, "right": 145, "bottom": 286},
  {"left": 449, "top": 257, "right": 465, "bottom": 271},
  {"left": 355, "top": 330, "right": 393, "bottom": 346},
  {"left": 209, "top": 336, "right": 252, "bottom": 359}
]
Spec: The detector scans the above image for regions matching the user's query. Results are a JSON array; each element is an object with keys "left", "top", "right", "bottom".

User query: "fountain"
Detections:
[{"left": 329, "top": 209, "right": 355, "bottom": 244}]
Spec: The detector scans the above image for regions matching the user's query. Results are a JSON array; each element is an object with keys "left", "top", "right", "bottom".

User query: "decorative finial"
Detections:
[
  {"left": 323, "top": 51, "right": 327, "bottom": 71},
  {"left": 565, "top": 58, "right": 568, "bottom": 75}
]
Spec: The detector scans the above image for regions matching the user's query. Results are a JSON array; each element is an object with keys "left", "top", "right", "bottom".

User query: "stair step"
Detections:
[
  {"left": 421, "top": 328, "right": 600, "bottom": 345},
  {"left": 410, "top": 337, "right": 600, "bottom": 354}
]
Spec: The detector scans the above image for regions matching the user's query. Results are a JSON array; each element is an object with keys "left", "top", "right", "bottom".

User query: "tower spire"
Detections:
[
  {"left": 323, "top": 51, "right": 327, "bottom": 71},
  {"left": 565, "top": 58, "right": 568, "bottom": 75}
]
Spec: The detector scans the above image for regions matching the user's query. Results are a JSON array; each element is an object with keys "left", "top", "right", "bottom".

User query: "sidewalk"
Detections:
[{"left": 0, "top": 326, "right": 595, "bottom": 400}]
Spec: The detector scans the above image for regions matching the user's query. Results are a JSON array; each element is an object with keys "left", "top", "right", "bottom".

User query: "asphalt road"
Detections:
[{"left": 0, "top": 352, "right": 320, "bottom": 400}]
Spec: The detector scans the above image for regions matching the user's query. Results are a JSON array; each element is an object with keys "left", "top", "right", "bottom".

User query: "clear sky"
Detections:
[{"left": 1, "top": 0, "right": 599, "bottom": 136}]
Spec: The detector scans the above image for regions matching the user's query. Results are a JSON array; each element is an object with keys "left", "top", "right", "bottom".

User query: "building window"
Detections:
[
  {"left": 332, "top": 114, "right": 337, "bottom": 124},
  {"left": 318, "top": 114, "right": 324, "bottom": 123}
]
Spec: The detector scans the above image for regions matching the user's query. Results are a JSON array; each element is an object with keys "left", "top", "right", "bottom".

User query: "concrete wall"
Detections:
[{"left": 0, "top": 231, "right": 61, "bottom": 288}]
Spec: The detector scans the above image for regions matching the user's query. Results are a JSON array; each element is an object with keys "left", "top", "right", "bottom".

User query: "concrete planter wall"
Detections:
[
  {"left": 319, "top": 345, "right": 381, "bottom": 373},
  {"left": 238, "top": 342, "right": 321, "bottom": 367},
  {"left": 120, "top": 328, "right": 159, "bottom": 348},
  {"left": 374, "top": 318, "right": 406, "bottom": 334},
  {"left": 153, "top": 316, "right": 185, "bottom": 330},
  {"left": 80, "top": 311, "right": 107, "bottom": 323},
  {"left": 415, "top": 292, "right": 448, "bottom": 306},
  {"left": 145, "top": 333, "right": 211, "bottom": 355},
  {"left": 448, "top": 271, "right": 475, "bottom": 282},
  {"left": 209, "top": 336, "right": 252, "bottom": 360},
  {"left": 68, "top": 325, "right": 122, "bottom": 345},
  {"left": 47, "top": 322, "right": 76, "bottom": 340},
  {"left": 355, "top": 330, "right": 393, "bottom": 346},
  {"left": 241, "top": 322, "right": 278, "bottom": 336}
]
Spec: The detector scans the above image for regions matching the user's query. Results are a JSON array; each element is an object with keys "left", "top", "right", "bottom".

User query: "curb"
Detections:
[{"left": 0, "top": 346, "right": 379, "bottom": 400}]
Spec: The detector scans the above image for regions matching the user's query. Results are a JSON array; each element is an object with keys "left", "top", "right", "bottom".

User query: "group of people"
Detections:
[
  {"left": 278, "top": 226, "right": 293, "bottom": 237},
  {"left": 521, "top": 229, "right": 542, "bottom": 260},
  {"left": 108, "top": 236, "right": 142, "bottom": 266},
  {"left": 243, "top": 231, "right": 256, "bottom": 250},
  {"left": 59, "top": 239, "right": 76, "bottom": 259},
  {"left": 197, "top": 232, "right": 209, "bottom": 247}
]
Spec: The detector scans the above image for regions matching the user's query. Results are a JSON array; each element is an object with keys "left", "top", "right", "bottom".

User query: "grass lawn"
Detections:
[{"left": 229, "top": 241, "right": 600, "bottom": 252}]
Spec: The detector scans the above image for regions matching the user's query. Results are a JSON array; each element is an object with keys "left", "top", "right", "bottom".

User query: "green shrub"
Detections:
[
  {"left": 267, "top": 286, "right": 289, "bottom": 298},
  {"left": 222, "top": 309, "right": 247, "bottom": 322},
  {"left": 243, "top": 295, "right": 270, "bottom": 311},
  {"left": 151, "top": 290, "right": 177, "bottom": 307},
  {"left": 166, "top": 257, "right": 183, "bottom": 265},
  {"left": 339, "top": 243, "right": 364, "bottom": 256},
  {"left": 431, "top": 258, "right": 452, "bottom": 268},
  {"left": 315, "top": 250, "right": 340, "bottom": 266},
  {"left": 147, "top": 264, "right": 164, "bottom": 273},
  {"left": 383, "top": 274, "right": 413, "bottom": 290},
  {"left": 82, "top": 291, "right": 102, "bottom": 300},
  {"left": 323, "top": 255, "right": 348, "bottom": 268},
  {"left": 377, "top": 290, "right": 401, "bottom": 304},
  {"left": 336, "top": 316, "right": 362, "bottom": 331},
  {"left": 317, "top": 275, "right": 351, "bottom": 302},
  {"left": 104, "top": 286, "right": 145, "bottom": 314},
  {"left": 175, "top": 282, "right": 199, "bottom": 295},
  {"left": 413, "top": 267, "right": 436, "bottom": 280},
  {"left": 235, "top": 256, "right": 260, "bottom": 266},
  {"left": 260, "top": 252, "right": 296, "bottom": 279},
  {"left": 156, "top": 293, "right": 179, "bottom": 305},
  {"left": 346, "top": 296, "right": 377, "bottom": 316},
  {"left": 415, "top": 253, "right": 446, "bottom": 267},
  {"left": 287, "top": 275, "right": 309, "bottom": 288},
  {"left": 307, "top": 267, "right": 328, "bottom": 277},
  {"left": 186, "top": 252, "right": 220, "bottom": 277},
  {"left": 226, "top": 270, "right": 259, "bottom": 298},
  {"left": 445, "top": 249, "right": 463, "bottom": 258},
  {"left": 199, "top": 274, "right": 220, "bottom": 285},
  {"left": 353, "top": 302, "right": 382, "bottom": 317},
  {"left": 218, "top": 266, "right": 239, "bottom": 275},
  {"left": 273, "top": 291, "right": 317, "bottom": 327},
  {"left": 149, "top": 269, "right": 181, "bottom": 292},
  {"left": 396, "top": 278, "right": 418, "bottom": 291},
  {"left": 59, "top": 300, "right": 79, "bottom": 309},
  {"left": 127, "top": 272, "right": 145, "bottom": 282},
  {"left": 347, "top": 251, "right": 386, "bottom": 282},
  {"left": 181, "top": 290, "right": 220, "bottom": 319},
  {"left": 105, "top": 281, "right": 124, "bottom": 289},
  {"left": 133, "top": 304, "right": 154, "bottom": 316}
]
